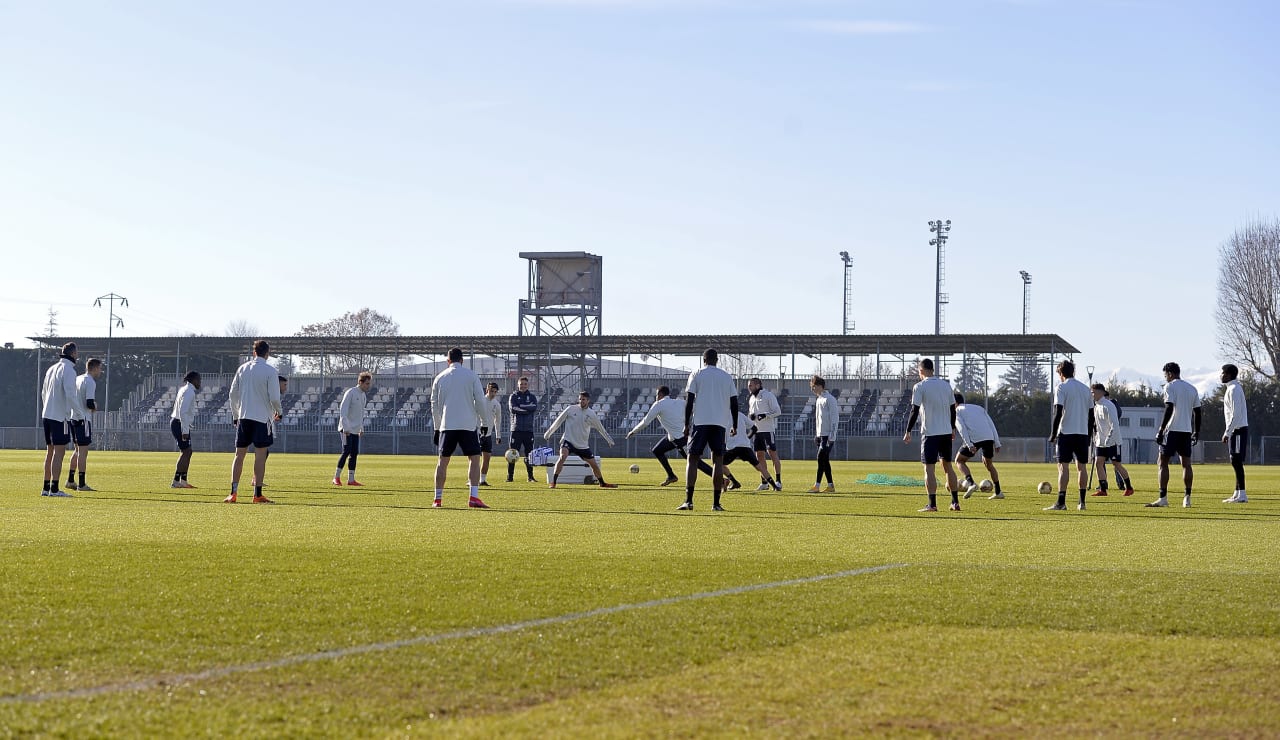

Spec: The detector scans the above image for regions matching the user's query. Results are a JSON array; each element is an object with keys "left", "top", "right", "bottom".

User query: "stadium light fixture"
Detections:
[{"left": 1019, "top": 270, "right": 1032, "bottom": 334}]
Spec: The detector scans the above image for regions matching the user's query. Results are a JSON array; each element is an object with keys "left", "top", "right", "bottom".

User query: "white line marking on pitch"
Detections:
[{"left": 2, "top": 563, "right": 907, "bottom": 704}]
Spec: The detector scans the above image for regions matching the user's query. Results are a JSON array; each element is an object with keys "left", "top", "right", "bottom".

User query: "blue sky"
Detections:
[{"left": 1, "top": 0, "right": 1276, "bottom": 382}]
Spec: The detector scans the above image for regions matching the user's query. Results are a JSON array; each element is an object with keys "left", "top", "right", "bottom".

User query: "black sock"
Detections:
[
  {"left": 174, "top": 472, "right": 181, "bottom": 481},
  {"left": 994, "top": 480, "right": 1002, "bottom": 494},
  {"left": 1159, "top": 488, "right": 1167, "bottom": 497},
  {"left": 50, "top": 481, "right": 60, "bottom": 493},
  {"left": 78, "top": 472, "right": 86, "bottom": 487},
  {"left": 928, "top": 493, "right": 937, "bottom": 508},
  {"left": 254, "top": 485, "right": 263, "bottom": 497},
  {"left": 1079, "top": 489, "right": 1086, "bottom": 505},
  {"left": 43, "top": 480, "right": 50, "bottom": 492},
  {"left": 1099, "top": 481, "right": 1108, "bottom": 492},
  {"left": 180, "top": 471, "right": 188, "bottom": 481},
  {"left": 685, "top": 486, "right": 694, "bottom": 504},
  {"left": 1122, "top": 477, "right": 1131, "bottom": 489},
  {"left": 950, "top": 489, "right": 959, "bottom": 505},
  {"left": 1057, "top": 492, "right": 1066, "bottom": 507},
  {"left": 776, "top": 473, "right": 781, "bottom": 484},
  {"left": 713, "top": 489, "right": 721, "bottom": 506},
  {"left": 1185, "top": 487, "right": 1192, "bottom": 496},
  {"left": 67, "top": 470, "right": 75, "bottom": 484}
]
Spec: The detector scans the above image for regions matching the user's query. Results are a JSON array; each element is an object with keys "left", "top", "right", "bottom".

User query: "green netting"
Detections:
[{"left": 857, "top": 474, "right": 926, "bottom": 487}]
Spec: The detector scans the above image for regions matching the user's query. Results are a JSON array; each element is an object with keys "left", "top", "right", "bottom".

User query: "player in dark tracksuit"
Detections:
[{"left": 507, "top": 376, "right": 538, "bottom": 482}]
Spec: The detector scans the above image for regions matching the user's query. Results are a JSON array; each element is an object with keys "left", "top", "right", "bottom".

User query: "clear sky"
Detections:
[{"left": 2, "top": 0, "right": 1276, "bottom": 382}]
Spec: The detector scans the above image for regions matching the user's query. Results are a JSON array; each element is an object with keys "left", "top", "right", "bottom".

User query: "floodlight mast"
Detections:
[
  {"left": 93, "top": 292, "right": 128, "bottom": 446},
  {"left": 928, "top": 220, "right": 951, "bottom": 370},
  {"left": 840, "top": 251, "right": 854, "bottom": 377},
  {"left": 1020, "top": 270, "right": 1032, "bottom": 334}
]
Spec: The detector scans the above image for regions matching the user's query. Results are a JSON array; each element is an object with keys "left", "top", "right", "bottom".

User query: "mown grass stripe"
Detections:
[{"left": 3, "top": 562, "right": 908, "bottom": 704}]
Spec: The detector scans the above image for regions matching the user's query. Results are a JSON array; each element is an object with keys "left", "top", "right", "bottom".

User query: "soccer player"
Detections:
[
  {"left": 333, "top": 372, "right": 372, "bottom": 487},
  {"left": 545, "top": 391, "right": 618, "bottom": 489},
  {"left": 1090, "top": 383, "right": 1134, "bottom": 497},
  {"left": 1047, "top": 360, "right": 1094, "bottom": 511},
  {"left": 954, "top": 392, "right": 1004, "bottom": 500},
  {"left": 478, "top": 382, "right": 503, "bottom": 486},
  {"left": 808, "top": 376, "right": 839, "bottom": 493},
  {"left": 507, "top": 376, "right": 538, "bottom": 483},
  {"left": 903, "top": 358, "right": 959, "bottom": 512},
  {"left": 66, "top": 357, "right": 103, "bottom": 492},
  {"left": 430, "top": 347, "right": 491, "bottom": 508},
  {"left": 170, "top": 371, "right": 201, "bottom": 488},
  {"left": 722, "top": 409, "right": 781, "bottom": 492},
  {"left": 680, "top": 348, "right": 738, "bottom": 512},
  {"left": 40, "top": 342, "right": 85, "bottom": 497},
  {"left": 226, "top": 340, "right": 283, "bottom": 504},
  {"left": 747, "top": 378, "right": 784, "bottom": 489},
  {"left": 1221, "top": 363, "right": 1249, "bottom": 503},
  {"left": 625, "top": 385, "right": 712, "bottom": 485},
  {"left": 1148, "top": 361, "right": 1201, "bottom": 508}
]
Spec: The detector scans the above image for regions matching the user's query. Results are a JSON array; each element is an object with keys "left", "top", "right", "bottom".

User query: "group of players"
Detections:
[{"left": 37, "top": 342, "right": 1252, "bottom": 512}]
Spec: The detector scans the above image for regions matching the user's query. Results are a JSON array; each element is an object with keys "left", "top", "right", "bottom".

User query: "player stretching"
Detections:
[
  {"left": 747, "top": 378, "right": 784, "bottom": 489},
  {"left": 954, "top": 392, "right": 1003, "bottom": 500},
  {"left": 903, "top": 359, "right": 959, "bottom": 512},
  {"left": 625, "top": 386, "right": 711, "bottom": 486},
  {"left": 1090, "top": 383, "right": 1133, "bottom": 497},
  {"left": 1149, "top": 361, "right": 1201, "bottom": 508}
]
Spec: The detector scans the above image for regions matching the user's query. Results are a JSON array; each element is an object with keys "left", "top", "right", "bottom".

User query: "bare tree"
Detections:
[
  {"left": 721, "top": 353, "right": 769, "bottom": 382},
  {"left": 1216, "top": 217, "right": 1280, "bottom": 379},
  {"left": 296, "top": 307, "right": 401, "bottom": 374},
  {"left": 226, "top": 319, "right": 260, "bottom": 338}
]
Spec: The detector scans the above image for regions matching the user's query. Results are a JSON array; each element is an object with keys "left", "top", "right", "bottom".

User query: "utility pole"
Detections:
[{"left": 94, "top": 292, "right": 128, "bottom": 445}]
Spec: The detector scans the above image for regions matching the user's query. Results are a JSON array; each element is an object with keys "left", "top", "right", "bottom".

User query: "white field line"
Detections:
[{"left": 3, "top": 563, "right": 908, "bottom": 704}]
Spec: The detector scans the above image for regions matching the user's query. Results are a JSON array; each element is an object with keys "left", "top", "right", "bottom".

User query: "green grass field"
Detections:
[{"left": 2, "top": 449, "right": 1278, "bottom": 737}]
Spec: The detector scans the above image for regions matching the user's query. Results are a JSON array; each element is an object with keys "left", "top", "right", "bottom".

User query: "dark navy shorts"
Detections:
[
  {"left": 235, "top": 419, "right": 274, "bottom": 449},
  {"left": 1056, "top": 434, "right": 1090, "bottom": 464},
  {"left": 439, "top": 429, "right": 481, "bottom": 457},
  {"left": 70, "top": 419, "right": 92, "bottom": 446},
  {"left": 688, "top": 425, "right": 727, "bottom": 457},
  {"left": 958, "top": 440, "right": 995, "bottom": 460},
  {"left": 752, "top": 431, "right": 776, "bottom": 452},
  {"left": 479, "top": 434, "right": 494, "bottom": 454},
  {"left": 560, "top": 440, "right": 594, "bottom": 460},
  {"left": 724, "top": 446, "right": 757, "bottom": 465},
  {"left": 1095, "top": 445, "right": 1121, "bottom": 462},
  {"left": 921, "top": 434, "right": 953, "bottom": 465},
  {"left": 171, "top": 419, "right": 192, "bottom": 451},
  {"left": 43, "top": 418, "right": 70, "bottom": 446},
  {"left": 1160, "top": 431, "right": 1193, "bottom": 460}
]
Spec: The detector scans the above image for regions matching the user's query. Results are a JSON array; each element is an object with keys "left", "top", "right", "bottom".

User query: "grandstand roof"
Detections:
[{"left": 29, "top": 333, "right": 1079, "bottom": 359}]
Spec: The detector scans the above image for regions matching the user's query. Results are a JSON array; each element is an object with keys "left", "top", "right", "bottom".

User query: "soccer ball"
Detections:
[
  {"left": 504, "top": 449, "right": 521, "bottom": 464},
  {"left": 629, "top": 464, "right": 640, "bottom": 474},
  {"left": 1037, "top": 481, "right": 1053, "bottom": 495},
  {"left": 978, "top": 479, "right": 994, "bottom": 493}
]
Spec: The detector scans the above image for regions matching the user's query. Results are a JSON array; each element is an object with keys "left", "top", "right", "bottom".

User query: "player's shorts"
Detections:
[
  {"left": 70, "top": 419, "right": 92, "bottom": 446},
  {"left": 723, "top": 446, "right": 757, "bottom": 465},
  {"left": 815, "top": 436, "right": 833, "bottom": 455},
  {"left": 171, "top": 419, "right": 191, "bottom": 451},
  {"left": 509, "top": 430, "right": 534, "bottom": 454},
  {"left": 921, "top": 434, "right": 953, "bottom": 465},
  {"left": 560, "top": 440, "right": 594, "bottom": 460},
  {"left": 1094, "top": 445, "right": 1122, "bottom": 462},
  {"left": 752, "top": 431, "right": 776, "bottom": 452},
  {"left": 235, "top": 419, "right": 274, "bottom": 449},
  {"left": 1056, "top": 434, "right": 1090, "bottom": 464},
  {"left": 42, "top": 418, "right": 70, "bottom": 446},
  {"left": 341, "top": 432, "right": 361, "bottom": 455},
  {"left": 439, "top": 429, "right": 481, "bottom": 457},
  {"left": 687, "top": 425, "right": 727, "bottom": 457},
  {"left": 958, "top": 440, "right": 995, "bottom": 460},
  {"left": 479, "top": 434, "right": 494, "bottom": 454},
  {"left": 1228, "top": 427, "right": 1248, "bottom": 459},
  {"left": 1160, "top": 431, "right": 1193, "bottom": 459},
  {"left": 654, "top": 435, "right": 688, "bottom": 456}
]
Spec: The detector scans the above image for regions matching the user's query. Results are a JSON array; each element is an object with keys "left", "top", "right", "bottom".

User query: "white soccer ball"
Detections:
[
  {"left": 979, "top": 479, "right": 994, "bottom": 493},
  {"left": 1037, "top": 481, "right": 1053, "bottom": 495},
  {"left": 504, "top": 449, "right": 521, "bottom": 464},
  {"left": 629, "top": 464, "right": 640, "bottom": 474}
]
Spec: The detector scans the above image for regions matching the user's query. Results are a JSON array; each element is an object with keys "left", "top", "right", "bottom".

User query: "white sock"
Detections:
[
  {"left": 335, "top": 468, "right": 342, "bottom": 479},
  {"left": 348, "top": 471, "right": 356, "bottom": 482},
  {"left": 480, "top": 475, "right": 487, "bottom": 484},
  {"left": 470, "top": 485, "right": 479, "bottom": 497}
]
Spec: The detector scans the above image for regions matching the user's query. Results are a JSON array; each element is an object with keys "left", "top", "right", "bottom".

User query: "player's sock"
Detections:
[
  {"left": 1185, "top": 486, "right": 1192, "bottom": 496},
  {"left": 776, "top": 473, "right": 781, "bottom": 484},
  {"left": 993, "top": 480, "right": 1002, "bottom": 494},
  {"left": 254, "top": 485, "right": 263, "bottom": 497},
  {"left": 1159, "top": 488, "right": 1167, "bottom": 498},
  {"left": 43, "top": 480, "right": 50, "bottom": 492},
  {"left": 434, "top": 488, "right": 443, "bottom": 502},
  {"left": 174, "top": 471, "right": 182, "bottom": 482},
  {"left": 1057, "top": 491, "right": 1067, "bottom": 508},
  {"left": 1122, "top": 477, "right": 1131, "bottom": 489},
  {"left": 348, "top": 469, "right": 356, "bottom": 482},
  {"left": 950, "top": 489, "right": 959, "bottom": 505},
  {"left": 1079, "top": 488, "right": 1086, "bottom": 505},
  {"left": 928, "top": 493, "right": 937, "bottom": 508},
  {"left": 334, "top": 468, "right": 342, "bottom": 479},
  {"left": 964, "top": 476, "right": 975, "bottom": 487},
  {"left": 78, "top": 472, "right": 86, "bottom": 488},
  {"left": 1099, "top": 480, "right": 1108, "bottom": 492},
  {"left": 67, "top": 470, "right": 75, "bottom": 485},
  {"left": 470, "top": 485, "right": 479, "bottom": 497},
  {"left": 685, "top": 486, "right": 694, "bottom": 505},
  {"left": 507, "top": 462, "right": 515, "bottom": 479},
  {"left": 713, "top": 488, "right": 721, "bottom": 507},
  {"left": 231, "top": 482, "right": 239, "bottom": 494},
  {"left": 50, "top": 481, "right": 60, "bottom": 493},
  {"left": 525, "top": 463, "right": 534, "bottom": 479},
  {"left": 479, "top": 474, "right": 487, "bottom": 484}
]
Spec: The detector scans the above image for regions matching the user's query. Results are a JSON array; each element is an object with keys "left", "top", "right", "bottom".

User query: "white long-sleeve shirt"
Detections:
[
  {"left": 229, "top": 357, "right": 283, "bottom": 425},
  {"left": 628, "top": 396, "right": 685, "bottom": 440},
  {"left": 956, "top": 403, "right": 1000, "bottom": 449},
  {"left": 483, "top": 396, "right": 503, "bottom": 436},
  {"left": 545, "top": 404, "right": 614, "bottom": 449},
  {"left": 71, "top": 374, "right": 97, "bottom": 421},
  {"left": 171, "top": 382, "right": 198, "bottom": 434},
  {"left": 430, "top": 362, "right": 488, "bottom": 431},
  {"left": 338, "top": 386, "right": 367, "bottom": 434},
  {"left": 814, "top": 391, "right": 839, "bottom": 437},
  {"left": 1223, "top": 379, "right": 1248, "bottom": 432},
  {"left": 748, "top": 388, "right": 782, "bottom": 433},
  {"left": 41, "top": 357, "right": 84, "bottom": 422},
  {"left": 1093, "top": 398, "right": 1122, "bottom": 447},
  {"left": 727, "top": 412, "right": 754, "bottom": 449}
]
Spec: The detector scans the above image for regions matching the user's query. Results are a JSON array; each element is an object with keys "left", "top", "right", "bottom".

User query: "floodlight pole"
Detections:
[
  {"left": 94, "top": 292, "right": 128, "bottom": 444},
  {"left": 1020, "top": 270, "right": 1032, "bottom": 334},
  {"left": 928, "top": 220, "right": 951, "bottom": 370},
  {"left": 840, "top": 251, "right": 854, "bottom": 377}
]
